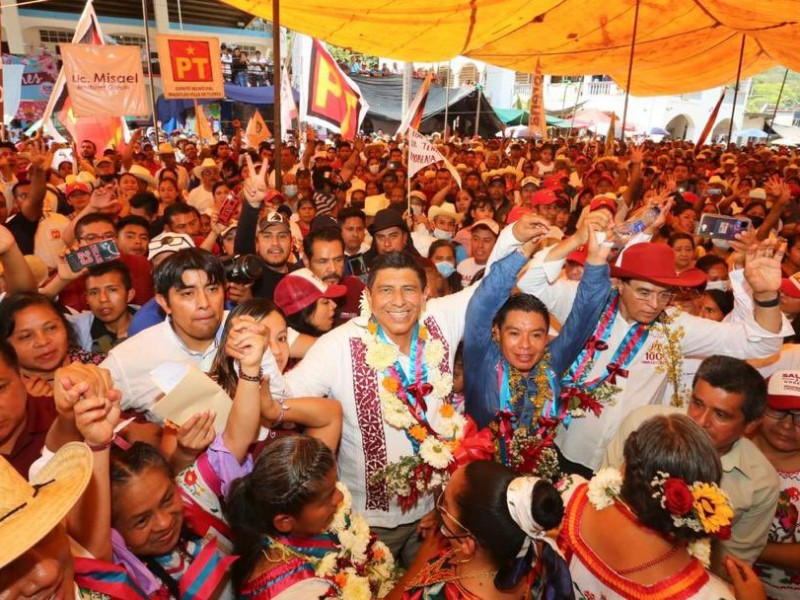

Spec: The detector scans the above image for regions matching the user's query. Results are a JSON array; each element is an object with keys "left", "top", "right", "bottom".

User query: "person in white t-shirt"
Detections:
[{"left": 457, "top": 219, "right": 499, "bottom": 287}]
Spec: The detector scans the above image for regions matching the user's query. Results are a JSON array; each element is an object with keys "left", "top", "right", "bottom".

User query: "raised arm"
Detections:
[{"left": 0, "top": 225, "right": 36, "bottom": 292}]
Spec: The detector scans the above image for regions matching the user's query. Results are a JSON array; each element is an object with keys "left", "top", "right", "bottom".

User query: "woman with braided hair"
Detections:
[{"left": 226, "top": 436, "right": 397, "bottom": 599}]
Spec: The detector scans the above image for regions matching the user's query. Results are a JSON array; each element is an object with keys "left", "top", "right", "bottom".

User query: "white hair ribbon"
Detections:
[{"left": 506, "top": 476, "right": 562, "bottom": 559}]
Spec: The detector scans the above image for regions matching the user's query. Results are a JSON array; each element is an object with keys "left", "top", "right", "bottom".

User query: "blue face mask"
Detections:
[
  {"left": 436, "top": 261, "right": 456, "bottom": 278},
  {"left": 283, "top": 184, "right": 298, "bottom": 199},
  {"left": 432, "top": 228, "right": 453, "bottom": 240}
]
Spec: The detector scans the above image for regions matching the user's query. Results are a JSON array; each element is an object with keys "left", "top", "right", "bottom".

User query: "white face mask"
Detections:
[
  {"left": 283, "top": 184, "right": 298, "bottom": 199},
  {"left": 432, "top": 228, "right": 453, "bottom": 240},
  {"left": 368, "top": 164, "right": 380, "bottom": 174},
  {"left": 705, "top": 279, "right": 730, "bottom": 292},
  {"left": 436, "top": 261, "right": 456, "bottom": 278}
]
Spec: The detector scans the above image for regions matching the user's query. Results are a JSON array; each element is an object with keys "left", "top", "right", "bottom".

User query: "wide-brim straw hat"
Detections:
[{"left": 0, "top": 442, "right": 93, "bottom": 568}]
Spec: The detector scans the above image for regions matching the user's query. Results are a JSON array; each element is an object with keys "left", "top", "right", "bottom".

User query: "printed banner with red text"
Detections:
[{"left": 156, "top": 34, "right": 224, "bottom": 99}]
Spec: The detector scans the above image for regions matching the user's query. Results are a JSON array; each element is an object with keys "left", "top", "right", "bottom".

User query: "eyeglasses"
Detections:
[
  {"left": 436, "top": 491, "right": 472, "bottom": 540},
  {"left": 80, "top": 232, "right": 117, "bottom": 243},
  {"left": 626, "top": 283, "right": 675, "bottom": 305},
  {"left": 765, "top": 408, "right": 800, "bottom": 427}
]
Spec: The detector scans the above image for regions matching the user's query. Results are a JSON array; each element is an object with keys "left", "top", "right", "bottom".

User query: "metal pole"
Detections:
[
  {"left": 474, "top": 79, "right": 482, "bottom": 137},
  {"left": 272, "top": 0, "right": 282, "bottom": 190},
  {"left": 620, "top": 0, "right": 640, "bottom": 144},
  {"left": 401, "top": 62, "right": 413, "bottom": 118},
  {"left": 443, "top": 60, "right": 451, "bottom": 137},
  {"left": 767, "top": 68, "right": 789, "bottom": 142},
  {"left": 141, "top": 0, "right": 160, "bottom": 141},
  {"left": 0, "top": 4, "right": 4, "bottom": 141},
  {"left": 727, "top": 35, "right": 746, "bottom": 145},
  {"left": 567, "top": 78, "right": 583, "bottom": 139},
  {"left": 176, "top": 0, "right": 184, "bottom": 30}
]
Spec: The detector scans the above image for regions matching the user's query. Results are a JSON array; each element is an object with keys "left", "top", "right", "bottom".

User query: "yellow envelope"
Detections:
[{"left": 150, "top": 363, "right": 232, "bottom": 433}]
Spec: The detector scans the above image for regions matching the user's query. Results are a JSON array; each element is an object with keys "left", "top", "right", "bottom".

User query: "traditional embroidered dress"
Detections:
[
  {"left": 240, "top": 555, "right": 332, "bottom": 599},
  {"left": 73, "top": 556, "right": 149, "bottom": 599},
  {"left": 402, "top": 549, "right": 540, "bottom": 600},
  {"left": 463, "top": 249, "right": 610, "bottom": 474},
  {"left": 755, "top": 468, "right": 800, "bottom": 599},
  {"left": 519, "top": 250, "right": 789, "bottom": 471},
  {"left": 558, "top": 478, "right": 734, "bottom": 600}
]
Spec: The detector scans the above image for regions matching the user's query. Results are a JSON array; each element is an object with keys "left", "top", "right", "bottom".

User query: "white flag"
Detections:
[
  {"left": 407, "top": 128, "right": 461, "bottom": 188},
  {"left": 280, "top": 68, "right": 298, "bottom": 139}
]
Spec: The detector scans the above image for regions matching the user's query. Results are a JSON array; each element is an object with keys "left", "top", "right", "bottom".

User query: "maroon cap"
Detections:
[{"left": 274, "top": 268, "right": 346, "bottom": 316}]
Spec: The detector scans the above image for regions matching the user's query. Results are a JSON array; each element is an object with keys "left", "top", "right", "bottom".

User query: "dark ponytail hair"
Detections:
[
  {"left": 225, "top": 436, "right": 336, "bottom": 592},
  {"left": 621, "top": 414, "right": 722, "bottom": 543},
  {"left": 455, "top": 461, "right": 564, "bottom": 592}
]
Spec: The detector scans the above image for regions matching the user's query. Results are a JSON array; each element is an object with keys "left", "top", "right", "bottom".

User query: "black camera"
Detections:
[{"left": 223, "top": 254, "right": 264, "bottom": 284}]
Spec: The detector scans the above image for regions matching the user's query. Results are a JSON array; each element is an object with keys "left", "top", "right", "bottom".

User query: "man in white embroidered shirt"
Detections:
[
  {"left": 101, "top": 248, "right": 226, "bottom": 414},
  {"left": 280, "top": 216, "right": 546, "bottom": 566},
  {"left": 519, "top": 237, "right": 790, "bottom": 475}
]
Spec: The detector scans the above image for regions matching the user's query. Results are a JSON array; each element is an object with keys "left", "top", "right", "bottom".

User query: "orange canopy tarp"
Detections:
[{"left": 223, "top": 0, "right": 800, "bottom": 96}]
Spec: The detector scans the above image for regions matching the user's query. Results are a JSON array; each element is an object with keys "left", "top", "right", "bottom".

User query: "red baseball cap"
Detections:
[
  {"left": 767, "top": 371, "right": 800, "bottom": 410},
  {"left": 274, "top": 268, "right": 347, "bottom": 316},
  {"left": 530, "top": 189, "right": 558, "bottom": 206},
  {"left": 566, "top": 246, "right": 588, "bottom": 265},
  {"left": 506, "top": 205, "right": 534, "bottom": 225},
  {"left": 589, "top": 194, "right": 618, "bottom": 216},
  {"left": 65, "top": 182, "right": 91, "bottom": 197}
]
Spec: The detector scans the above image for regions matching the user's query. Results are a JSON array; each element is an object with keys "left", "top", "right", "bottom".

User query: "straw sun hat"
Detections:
[{"left": 0, "top": 442, "right": 93, "bottom": 568}]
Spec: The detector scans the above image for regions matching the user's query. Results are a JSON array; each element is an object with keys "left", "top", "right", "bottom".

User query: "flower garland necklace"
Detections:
[
  {"left": 491, "top": 354, "right": 561, "bottom": 479},
  {"left": 560, "top": 292, "right": 665, "bottom": 419},
  {"left": 262, "top": 483, "right": 396, "bottom": 599},
  {"left": 359, "top": 294, "right": 466, "bottom": 510},
  {"left": 649, "top": 309, "right": 688, "bottom": 407},
  {"left": 586, "top": 468, "right": 734, "bottom": 568}
]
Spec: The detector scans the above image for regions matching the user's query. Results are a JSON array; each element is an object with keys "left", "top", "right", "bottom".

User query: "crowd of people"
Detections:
[
  {"left": 221, "top": 45, "right": 273, "bottom": 87},
  {"left": 1, "top": 123, "right": 800, "bottom": 599}
]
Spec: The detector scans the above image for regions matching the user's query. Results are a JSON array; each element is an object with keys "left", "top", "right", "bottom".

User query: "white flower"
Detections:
[
  {"left": 328, "top": 482, "right": 352, "bottom": 534},
  {"left": 358, "top": 290, "right": 372, "bottom": 321},
  {"left": 587, "top": 468, "right": 623, "bottom": 511},
  {"left": 688, "top": 539, "right": 711, "bottom": 568},
  {"left": 423, "top": 339, "right": 445, "bottom": 368},
  {"left": 366, "top": 341, "right": 399, "bottom": 372},
  {"left": 341, "top": 572, "right": 372, "bottom": 600},
  {"left": 339, "top": 514, "right": 370, "bottom": 563},
  {"left": 380, "top": 390, "right": 416, "bottom": 429},
  {"left": 419, "top": 436, "right": 454, "bottom": 470},
  {"left": 431, "top": 372, "right": 454, "bottom": 400},
  {"left": 314, "top": 551, "right": 338, "bottom": 577}
]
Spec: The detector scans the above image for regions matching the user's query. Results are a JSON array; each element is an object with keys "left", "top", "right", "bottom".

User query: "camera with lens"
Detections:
[{"left": 222, "top": 254, "right": 264, "bottom": 284}]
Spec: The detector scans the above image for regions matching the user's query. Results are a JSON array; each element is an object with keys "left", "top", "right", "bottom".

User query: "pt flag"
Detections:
[
  {"left": 193, "top": 100, "right": 214, "bottom": 140},
  {"left": 39, "top": 0, "right": 128, "bottom": 150},
  {"left": 299, "top": 39, "right": 368, "bottom": 139},
  {"left": 695, "top": 89, "right": 726, "bottom": 151},
  {"left": 396, "top": 71, "right": 432, "bottom": 136},
  {"left": 157, "top": 34, "right": 224, "bottom": 99},
  {"left": 61, "top": 45, "right": 147, "bottom": 117},
  {"left": 246, "top": 109, "right": 271, "bottom": 147},
  {"left": 407, "top": 128, "right": 461, "bottom": 188},
  {"left": 527, "top": 59, "right": 548, "bottom": 141}
]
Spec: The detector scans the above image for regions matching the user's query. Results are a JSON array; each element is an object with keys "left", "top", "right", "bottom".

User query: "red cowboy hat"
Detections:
[{"left": 610, "top": 243, "right": 707, "bottom": 288}]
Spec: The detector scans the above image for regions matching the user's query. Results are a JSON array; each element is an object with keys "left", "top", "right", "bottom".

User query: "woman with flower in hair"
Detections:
[
  {"left": 559, "top": 413, "right": 737, "bottom": 599},
  {"left": 226, "top": 435, "right": 396, "bottom": 599}
]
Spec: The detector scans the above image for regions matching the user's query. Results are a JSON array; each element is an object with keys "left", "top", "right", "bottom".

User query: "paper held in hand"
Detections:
[{"left": 150, "top": 362, "right": 231, "bottom": 432}]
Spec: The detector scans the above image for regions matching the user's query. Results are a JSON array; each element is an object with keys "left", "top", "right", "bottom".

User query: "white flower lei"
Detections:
[
  {"left": 586, "top": 468, "right": 711, "bottom": 567},
  {"left": 312, "top": 482, "right": 396, "bottom": 598},
  {"left": 360, "top": 316, "right": 464, "bottom": 468}
]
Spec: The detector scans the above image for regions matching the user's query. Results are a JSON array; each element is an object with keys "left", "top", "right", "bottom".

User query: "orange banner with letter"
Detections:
[
  {"left": 299, "top": 39, "right": 369, "bottom": 140},
  {"left": 61, "top": 44, "right": 148, "bottom": 117},
  {"left": 156, "top": 34, "right": 224, "bottom": 99}
]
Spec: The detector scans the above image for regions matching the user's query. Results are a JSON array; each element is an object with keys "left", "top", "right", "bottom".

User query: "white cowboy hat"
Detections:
[{"left": 127, "top": 164, "right": 157, "bottom": 188}]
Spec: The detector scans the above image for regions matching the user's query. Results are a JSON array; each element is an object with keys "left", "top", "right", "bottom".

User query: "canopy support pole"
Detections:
[
  {"left": 767, "top": 68, "right": 789, "bottom": 142},
  {"left": 567, "top": 78, "right": 583, "bottom": 140},
  {"left": 141, "top": 0, "right": 160, "bottom": 142},
  {"left": 176, "top": 0, "right": 184, "bottom": 30},
  {"left": 443, "top": 61, "right": 451, "bottom": 137},
  {"left": 272, "top": 0, "right": 282, "bottom": 190},
  {"left": 727, "top": 35, "right": 746, "bottom": 145},
  {"left": 620, "top": 0, "right": 640, "bottom": 145}
]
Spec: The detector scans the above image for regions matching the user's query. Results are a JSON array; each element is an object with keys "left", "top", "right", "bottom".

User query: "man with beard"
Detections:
[
  {"left": 304, "top": 225, "right": 364, "bottom": 322},
  {"left": 79, "top": 139, "right": 97, "bottom": 163}
]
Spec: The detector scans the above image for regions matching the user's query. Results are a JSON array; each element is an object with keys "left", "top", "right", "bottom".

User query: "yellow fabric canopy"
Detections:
[{"left": 223, "top": 0, "right": 800, "bottom": 96}]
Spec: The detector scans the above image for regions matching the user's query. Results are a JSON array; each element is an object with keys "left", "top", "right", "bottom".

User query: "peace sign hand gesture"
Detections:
[{"left": 243, "top": 153, "right": 270, "bottom": 208}]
